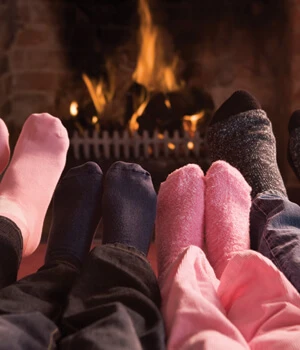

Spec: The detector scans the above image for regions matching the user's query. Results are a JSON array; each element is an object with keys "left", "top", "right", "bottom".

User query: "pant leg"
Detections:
[
  {"left": 0, "top": 217, "right": 23, "bottom": 289},
  {"left": 159, "top": 245, "right": 248, "bottom": 350},
  {"left": 250, "top": 191, "right": 300, "bottom": 292},
  {"left": 218, "top": 250, "right": 300, "bottom": 350},
  {"left": 59, "top": 244, "right": 165, "bottom": 350},
  {"left": 0, "top": 261, "right": 80, "bottom": 322},
  {"left": 0, "top": 312, "right": 59, "bottom": 350}
]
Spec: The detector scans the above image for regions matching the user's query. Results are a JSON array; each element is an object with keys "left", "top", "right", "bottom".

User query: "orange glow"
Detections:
[
  {"left": 92, "top": 116, "right": 99, "bottom": 124},
  {"left": 187, "top": 141, "right": 194, "bottom": 150},
  {"left": 164, "top": 98, "right": 171, "bottom": 109},
  {"left": 168, "top": 142, "right": 176, "bottom": 150},
  {"left": 157, "top": 133, "right": 164, "bottom": 139},
  {"left": 70, "top": 101, "right": 79, "bottom": 117},
  {"left": 183, "top": 111, "right": 205, "bottom": 137},
  {"left": 133, "top": 0, "right": 181, "bottom": 93}
]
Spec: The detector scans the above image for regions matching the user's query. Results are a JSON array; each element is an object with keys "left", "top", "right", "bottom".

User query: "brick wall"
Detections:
[
  {"left": 8, "top": 0, "right": 71, "bottom": 125},
  {"left": 0, "top": 0, "right": 14, "bottom": 120}
]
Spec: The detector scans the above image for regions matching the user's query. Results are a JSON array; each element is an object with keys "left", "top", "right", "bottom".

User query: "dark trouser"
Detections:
[
  {"left": 0, "top": 225, "right": 165, "bottom": 350},
  {"left": 59, "top": 244, "right": 166, "bottom": 350},
  {"left": 250, "top": 191, "right": 300, "bottom": 292},
  {"left": 0, "top": 260, "right": 79, "bottom": 349}
]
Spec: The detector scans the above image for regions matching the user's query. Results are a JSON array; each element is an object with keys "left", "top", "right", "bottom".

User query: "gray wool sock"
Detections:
[
  {"left": 288, "top": 110, "right": 300, "bottom": 180},
  {"left": 207, "top": 109, "right": 287, "bottom": 199}
]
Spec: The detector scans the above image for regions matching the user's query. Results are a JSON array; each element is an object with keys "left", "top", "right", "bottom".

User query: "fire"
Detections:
[
  {"left": 187, "top": 141, "right": 194, "bottom": 150},
  {"left": 70, "top": 101, "right": 79, "bottom": 117},
  {"left": 132, "top": 0, "right": 181, "bottom": 93},
  {"left": 129, "top": 98, "right": 149, "bottom": 133},
  {"left": 82, "top": 74, "right": 107, "bottom": 116},
  {"left": 129, "top": 0, "right": 182, "bottom": 133},
  {"left": 168, "top": 142, "right": 176, "bottom": 150},
  {"left": 183, "top": 111, "right": 205, "bottom": 137}
]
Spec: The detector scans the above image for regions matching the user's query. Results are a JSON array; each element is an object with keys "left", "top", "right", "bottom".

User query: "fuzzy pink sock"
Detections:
[
  {"left": 156, "top": 164, "right": 205, "bottom": 278},
  {"left": 0, "top": 113, "right": 69, "bottom": 256},
  {"left": 205, "top": 160, "right": 251, "bottom": 278},
  {"left": 0, "top": 119, "right": 10, "bottom": 174}
]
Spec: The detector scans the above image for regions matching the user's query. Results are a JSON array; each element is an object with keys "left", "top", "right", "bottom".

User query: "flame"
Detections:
[
  {"left": 168, "top": 142, "right": 176, "bottom": 150},
  {"left": 133, "top": 0, "right": 181, "bottom": 93},
  {"left": 187, "top": 141, "right": 194, "bottom": 150},
  {"left": 129, "top": 0, "right": 182, "bottom": 133},
  {"left": 82, "top": 74, "right": 107, "bottom": 116},
  {"left": 129, "top": 98, "right": 149, "bottom": 133},
  {"left": 70, "top": 101, "right": 79, "bottom": 117},
  {"left": 183, "top": 111, "right": 205, "bottom": 137},
  {"left": 92, "top": 116, "right": 99, "bottom": 124}
]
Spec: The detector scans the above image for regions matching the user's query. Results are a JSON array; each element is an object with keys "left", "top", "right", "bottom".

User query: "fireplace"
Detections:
[{"left": 2, "top": 0, "right": 300, "bottom": 203}]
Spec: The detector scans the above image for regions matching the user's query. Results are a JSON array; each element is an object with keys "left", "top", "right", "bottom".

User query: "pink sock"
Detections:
[
  {"left": 0, "top": 113, "right": 69, "bottom": 256},
  {"left": 205, "top": 160, "right": 251, "bottom": 278},
  {"left": 0, "top": 119, "right": 10, "bottom": 174},
  {"left": 156, "top": 164, "right": 205, "bottom": 278}
]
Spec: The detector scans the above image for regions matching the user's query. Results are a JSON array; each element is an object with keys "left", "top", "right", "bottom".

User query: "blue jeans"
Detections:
[{"left": 250, "top": 191, "right": 300, "bottom": 292}]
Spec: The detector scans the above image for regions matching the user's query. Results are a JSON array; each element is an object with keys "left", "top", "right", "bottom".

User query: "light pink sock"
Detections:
[
  {"left": 0, "top": 113, "right": 69, "bottom": 256},
  {"left": 156, "top": 164, "right": 205, "bottom": 278},
  {"left": 205, "top": 160, "right": 251, "bottom": 278},
  {"left": 0, "top": 119, "right": 10, "bottom": 173}
]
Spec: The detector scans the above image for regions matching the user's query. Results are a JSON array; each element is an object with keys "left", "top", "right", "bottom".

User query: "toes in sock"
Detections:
[
  {"left": 102, "top": 161, "right": 156, "bottom": 256},
  {"left": 0, "top": 119, "right": 10, "bottom": 174},
  {"left": 205, "top": 161, "right": 251, "bottom": 278},
  {"left": 156, "top": 164, "right": 205, "bottom": 277},
  {"left": 0, "top": 113, "right": 69, "bottom": 256},
  {"left": 288, "top": 110, "right": 300, "bottom": 180},
  {"left": 45, "top": 162, "right": 103, "bottom": 268},
  {"left": 207, "top": 90, "right": 287, "bottom": 198}
]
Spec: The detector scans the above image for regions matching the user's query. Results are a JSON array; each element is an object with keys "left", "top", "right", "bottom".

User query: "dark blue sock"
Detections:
[
  {"left": 102, "top": 161, "right": 156, "bottom": 255},
  {"left": 45, "top": 162, "right": 103, "bottom": 268}
]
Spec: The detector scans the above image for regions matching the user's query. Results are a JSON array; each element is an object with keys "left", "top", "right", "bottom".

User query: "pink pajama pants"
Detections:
[{"left": 159, "top": 246, "right": 300, "bottom": 349}]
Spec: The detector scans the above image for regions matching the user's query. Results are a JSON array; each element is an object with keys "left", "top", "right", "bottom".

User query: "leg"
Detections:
[
  {"left": 156, "top": 165, "right": 248, "bottom": 349},
  {"left": 250, "top": 192, "right": 300, "bottom": 292},
  {"left": 59, "top": 162, "right": 165, "bottom": 350},
  {"left": 0, "top": 162, "right": 103, "bottom": 322},
  {"left": 219, "top": 250, "right": 300, "bottom": 350},
  {"left": 205, "top": 160, "right": 251, "bottom": 278}
]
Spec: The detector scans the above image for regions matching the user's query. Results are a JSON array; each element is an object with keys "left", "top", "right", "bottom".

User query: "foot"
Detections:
[
  {"left": 45, "top": 162, "right": 103, "bottom": 268},
  {"left": 156, "top": 164, "right": 205, "bottom": 278},
  {"left": 207, "top": 90, "right": 287, "bottom": 198},
  {"left": 0, "top": 113, "right": 69, "bottom": 256},
  {"left": 205, "top": 161, "right": 251, "bottom": 278},
  {"left": 102, "top": 161, "right": 156, "bottom": 256}
]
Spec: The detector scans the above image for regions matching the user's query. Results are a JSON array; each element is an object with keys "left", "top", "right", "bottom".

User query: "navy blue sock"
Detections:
[
  {"left": 45, "top": 162, "right": 103, "bottom": 268},
  {"left": 102, "top": 161, "right": 156, "bottom": 255}
]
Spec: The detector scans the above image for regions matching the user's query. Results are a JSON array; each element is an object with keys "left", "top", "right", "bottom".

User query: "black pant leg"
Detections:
[
  {"left": 0, "top": 261, "right": 80, "bottom": 323},
  {"left": 60, "top": 244, "right": 166, "bottom": 350}
]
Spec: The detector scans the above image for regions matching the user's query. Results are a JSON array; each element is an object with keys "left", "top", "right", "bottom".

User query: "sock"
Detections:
[
  {"left": 45, "top": 162, "right": 103, "bottom": 268},
  {"left": 156, "top": 164, "right": 205, "bottom": 278},
  {"left": 102, "top": 161, "right": 156, "bottom": 255},
  {"left": 205, "top": 160, "right": 251, "bottom": 278},
  {"left": 207, "top": 90, "right": 287, "bottom": 198},
  {"left": 288, "top": 110, "right": 300, "bottom": 180},
  {"left": 0, "top": 119, "right": 10, "bottom": 174},
  {"left": 0, "top": 113, "right": 69, "bottom": 257}
]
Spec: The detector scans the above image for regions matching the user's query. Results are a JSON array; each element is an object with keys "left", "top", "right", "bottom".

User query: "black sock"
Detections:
[
  {"left": 207, "top": 90, "right": 287, "bottom": 198},
  {"left": 45, "top": 162, "right": 103, "bottom": 268},
  {"left": 0, "top": 217, "right": 22, "bottom": 288},
  {"left": 102, "top": 161, "right": 156, "bottom": 255},
  {"left": 288, "top": 110, "right": 300, "bottom": 180}
]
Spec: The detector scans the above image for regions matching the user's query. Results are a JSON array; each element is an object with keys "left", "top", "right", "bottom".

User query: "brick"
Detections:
[
  {"left": 0, "top": 54, "right": 8, "bottom": 75},
  {"left": 14, "top": 25, "right": 65, "bottom": 50},
  {"left": 11, "top": 92, "right": 56, "bottom": 125},
  {"left": 10, "top": 49, "right": 69, "bottom": 72},
  {"left": 0, "top": 99, "right": 11, "bottom": 118},
  {"left": 13, "top": 72, "right": 60, "bottom": 92}
]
